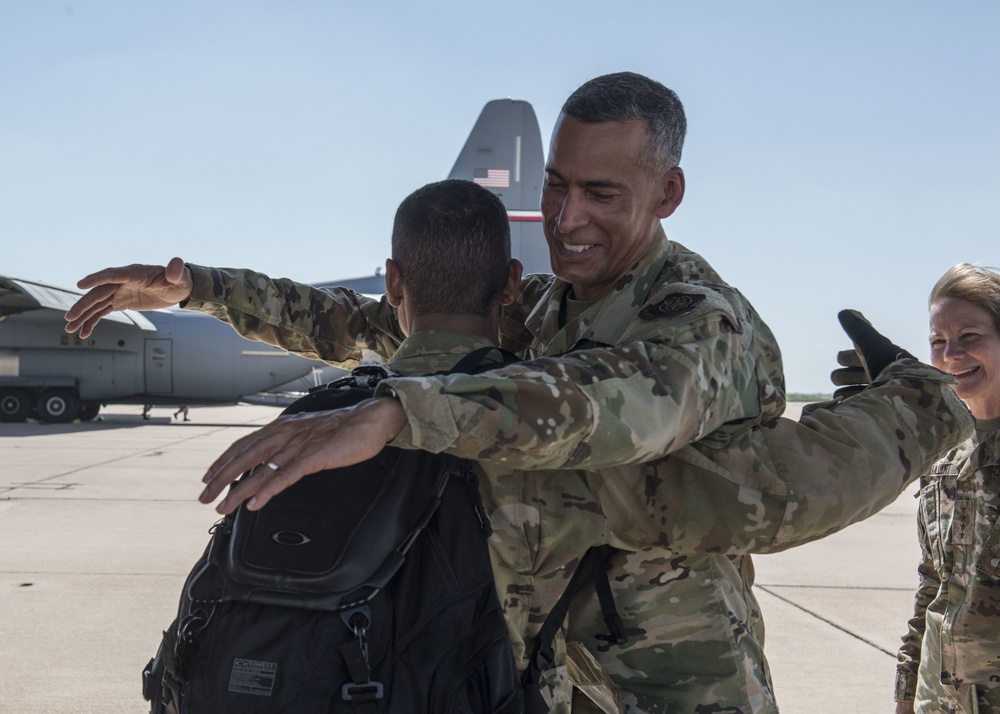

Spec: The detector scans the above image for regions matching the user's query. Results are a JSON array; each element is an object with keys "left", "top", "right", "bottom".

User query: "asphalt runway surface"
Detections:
[{"left": 1, "top": 402, "right": 912, "bottom": 713}]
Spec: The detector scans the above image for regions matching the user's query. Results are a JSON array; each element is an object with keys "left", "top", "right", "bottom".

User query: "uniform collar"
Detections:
[
  {"left": 524, "top": 225, "right": 674, "bottom": 352},
  {"left": 390, "top": 330, "right": 499, "bottom": 376}
]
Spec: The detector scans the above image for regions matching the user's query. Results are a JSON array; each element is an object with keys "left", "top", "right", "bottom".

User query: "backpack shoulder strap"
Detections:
[
  {"left": 444, "top": 345, "right": 521, "bottom": 375},
  {"left": 520, "top": 546, "right": 627, "bottom": 712}
]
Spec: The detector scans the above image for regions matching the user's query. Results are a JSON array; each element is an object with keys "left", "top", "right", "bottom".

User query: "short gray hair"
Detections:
[{"left": 562, "top": 72, "right": 687, "bottom": 175}]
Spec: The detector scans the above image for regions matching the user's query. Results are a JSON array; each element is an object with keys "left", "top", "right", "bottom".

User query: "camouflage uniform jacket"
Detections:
[
  {"left": 454, "top": 234, "right": 787, "bottom": 714},
  {"left": 896, "top": 424, "right": 1000, "bottom": 713},
  {"left": 558, "top": 364, "right": 971, "bottom": 714},
  {"left": 184, "top": 267, "right": 404, "bottom": 365},
  {"left": 377, "top": 233, "right": 787, "bottom": 469},
  {"left": 182, "top": 234, "right": 972, "bottom": 712},
  {"left": 388, "top": 332, "right": 973, "bottom": 714},
  {"left": 615, "top": 359, "right": 971, "bottom": 558},
  {"left": 184, "top": 231, "right": 786, "bottom": 469},
  {"left": 183, "top": 234, "right": 787, "bottom": 713},
  {"left": 391, "top": 351, "right": 972, "bottom": 714}
]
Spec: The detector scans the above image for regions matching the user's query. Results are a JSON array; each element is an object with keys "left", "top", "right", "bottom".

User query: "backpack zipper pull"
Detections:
[
  {"left": 462, "top": 464, "right": 493, "bottom": 537},
  {"left": 338, "top": 606, "right": 384, "bottom": 702}
]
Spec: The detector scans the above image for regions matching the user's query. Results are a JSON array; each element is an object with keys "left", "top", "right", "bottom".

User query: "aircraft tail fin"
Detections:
[{"left": 448, "top": 100, "right": 549, "bottom": 275}]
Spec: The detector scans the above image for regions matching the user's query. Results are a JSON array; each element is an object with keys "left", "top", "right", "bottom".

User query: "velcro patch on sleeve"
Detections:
[{"left": 638, "top": 293, "right": 706, "bottom": 320}]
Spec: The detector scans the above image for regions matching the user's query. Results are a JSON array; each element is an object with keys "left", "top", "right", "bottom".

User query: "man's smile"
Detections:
[{"left": 560, "top": 241, "right": 596, "bottom": 254}]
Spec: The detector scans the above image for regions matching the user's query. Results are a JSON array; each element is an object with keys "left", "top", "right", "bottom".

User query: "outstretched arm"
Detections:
[
  {"left": 64, "top": 257, "right": 193, "bottom": 338},
  {"left": 197, "top": 301, "right": 759, "bottom": 512},
  {"left": 182, "top": 264, "right": 404, "bottom": 365},
  {"left": 197, "top": 331, "right": 750, "bottom": 518}
]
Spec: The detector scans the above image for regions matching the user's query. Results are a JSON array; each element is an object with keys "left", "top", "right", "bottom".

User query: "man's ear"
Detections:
[
  {"left": 385, "top": 258, "right": 403, "bottom": 308},
  {"left": 500, "top": 259, "right": 523, "bottom": 307},
  {"left": 654, "top": 167, "right": 685, "bottom": 219}
]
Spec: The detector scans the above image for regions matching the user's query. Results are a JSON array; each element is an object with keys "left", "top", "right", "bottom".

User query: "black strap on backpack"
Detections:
[
  {"left": 443, "top": 345, "right": 521, "bottom": 376},
  {"left": 520, "top": 546, "right": 628, "bottom": 713}
]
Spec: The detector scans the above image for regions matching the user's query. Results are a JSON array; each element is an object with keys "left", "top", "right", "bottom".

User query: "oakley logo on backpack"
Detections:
[{"left": 269, "top": 530, "right": 312, "bottom": 546}]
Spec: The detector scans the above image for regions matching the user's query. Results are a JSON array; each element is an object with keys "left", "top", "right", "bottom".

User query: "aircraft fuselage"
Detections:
[{"left": 0, "top": 308, "right": 316, "bottom": 422}]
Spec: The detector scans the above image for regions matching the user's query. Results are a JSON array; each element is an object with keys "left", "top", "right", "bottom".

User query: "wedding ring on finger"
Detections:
[{"left": 264, "top": 460, "right": 280, "bottom": 471}]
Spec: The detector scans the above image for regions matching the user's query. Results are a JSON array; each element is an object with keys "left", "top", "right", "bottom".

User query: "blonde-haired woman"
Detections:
[{"left": 896, "top": 263, "right": 1000, "bottom": 713}]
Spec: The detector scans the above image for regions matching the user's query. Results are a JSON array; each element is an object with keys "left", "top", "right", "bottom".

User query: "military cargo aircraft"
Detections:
[
  {"left": 0, "top": 99, "right": 547, "bottom": 423},
  {"left": 0, "top": 277, "right": 319, "bottom": 423}
]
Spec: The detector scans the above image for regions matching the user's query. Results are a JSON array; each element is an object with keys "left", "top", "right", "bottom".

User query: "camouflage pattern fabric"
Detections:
[
  {"left": 389, "top": 331, "right": 622, "bottom": 713},
  {"left": 393, "top": 333, "right": 971, "bottom": 713},
  {"left": 185, "top": 266, "right": 404, "bottom": 366},
  {"left": 456, "top": 232, "right": 787, "bottom": 714},
  {"left": 571, "top": 360, "right": 971, "bottom": 713},
  {"left": 185, "top": 232, "right": 786, "bottom": 470},
  {"left": 567, "top": 643, "right": 628, "bottom": 714},
  {"left": 896, "top": 425, "right": 1000, "bottom": 713},
  {"left": 375, "top": 234, "right": 786, "bottom": 469},
  {"left": 185, "top": 233, "right": 788, "bottom": 710},
  {"left": 180, "top": 229, "right": 971, "bottom": 712}
]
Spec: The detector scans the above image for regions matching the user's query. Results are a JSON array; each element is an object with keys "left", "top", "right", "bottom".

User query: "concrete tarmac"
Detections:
[{"left": 1, "top": 402, "right": 912, "bottom": 713}]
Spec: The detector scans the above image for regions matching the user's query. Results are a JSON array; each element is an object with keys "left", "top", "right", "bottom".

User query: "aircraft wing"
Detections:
[
  {"left": 312, "top": 272, "right": 386, "bottom": 295},
  {"left": 0, "top": 276, "right": 156, "bottom": 330}
]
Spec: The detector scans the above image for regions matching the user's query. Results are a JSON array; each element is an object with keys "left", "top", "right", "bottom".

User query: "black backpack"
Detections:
[{"left": 142, "top": 351, "right": 626, "bottom": 713}]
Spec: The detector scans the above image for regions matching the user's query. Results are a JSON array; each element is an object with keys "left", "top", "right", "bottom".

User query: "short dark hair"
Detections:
[
  {"left": 562, "top": 71, "right": 687, "bottom": 175},
  {"left": 391, "top": 180, "right": 511, "bottom": 316}
]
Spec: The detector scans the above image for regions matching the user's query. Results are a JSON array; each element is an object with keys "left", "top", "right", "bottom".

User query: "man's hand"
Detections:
[
  {"left": 64, "top": 257, "right": 194, "bottom": 338},
  {"left": 199, "top": 397, "right": 408, "bottom": 514}
]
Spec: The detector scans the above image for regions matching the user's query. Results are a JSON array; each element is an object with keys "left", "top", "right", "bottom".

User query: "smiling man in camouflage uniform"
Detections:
[{"left": 65, "top": 73, "right": 972, "bottom": 712}]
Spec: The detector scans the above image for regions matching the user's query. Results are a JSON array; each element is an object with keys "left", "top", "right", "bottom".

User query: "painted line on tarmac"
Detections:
[{"left": 756, "top": 584, "right": 896, "bottom": 657}]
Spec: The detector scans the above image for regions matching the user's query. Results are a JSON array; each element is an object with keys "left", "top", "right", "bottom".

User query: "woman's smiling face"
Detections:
[{"left": 929, "top": 296, "right": 1000, "bottom": 420}]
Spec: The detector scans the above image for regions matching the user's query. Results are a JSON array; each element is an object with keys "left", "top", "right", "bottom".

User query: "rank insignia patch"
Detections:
[{"left": 639, "top": 293, "right": 706, "bottom": 320}]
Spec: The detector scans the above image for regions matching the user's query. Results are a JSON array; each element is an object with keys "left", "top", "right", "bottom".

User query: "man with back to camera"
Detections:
[{"left": 65, "top": 73, "right": 971, "bottom": 712}]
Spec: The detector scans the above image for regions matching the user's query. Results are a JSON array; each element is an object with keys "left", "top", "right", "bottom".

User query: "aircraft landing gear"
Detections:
[
  {"left": 78, "top": 403, "right": 101, "bottom": 421},
  {"left": 0, "top": 388, "right": 32, "bottom": 422},
  {"left": 37, "top": 389, "right": 80, "bottom": 424}
]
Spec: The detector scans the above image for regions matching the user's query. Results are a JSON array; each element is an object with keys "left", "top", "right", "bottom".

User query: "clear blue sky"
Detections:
[{"left": 2, "top": 1, "right": 998, "bottom": 393}]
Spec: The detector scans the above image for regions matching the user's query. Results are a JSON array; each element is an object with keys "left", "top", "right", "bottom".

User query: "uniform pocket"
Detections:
[
  {"left": 976, "top": 517, "right": 1000, "bottom": 579},
  {"left": 918, "top": 481, "right": 946, "bottom": 572}
]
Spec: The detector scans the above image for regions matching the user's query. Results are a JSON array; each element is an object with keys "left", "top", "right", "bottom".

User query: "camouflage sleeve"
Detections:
[
  {"left": 593, "top": 359, "right": 971, "bottom": 556},
  {"left": 181, "top": 264, "right": 404, "bottom": 366},
  {"left": 375, "top": 318, "right": 755, "bottom": 470},
  {"left": 767, "top": 359, "right": 972, "bottom": 550},
  {"left": 895, "top": 497, "right": 938, "bottom": 702}
]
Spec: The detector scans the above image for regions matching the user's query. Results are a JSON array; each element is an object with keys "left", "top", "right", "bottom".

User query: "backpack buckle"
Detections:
[
  {"left": 595, "top": 612, "right": 628, "bottom": 646},
  {"left": 338, "top": 605, "right": 384, "bottom": 701},
  {"left": 341, "top": 681, "right": 384, "bottom": 701}
]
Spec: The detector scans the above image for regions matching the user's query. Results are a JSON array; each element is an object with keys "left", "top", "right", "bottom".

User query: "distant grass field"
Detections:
[{"left": 787, "top": 393, "right": 832, "bottom": 403}]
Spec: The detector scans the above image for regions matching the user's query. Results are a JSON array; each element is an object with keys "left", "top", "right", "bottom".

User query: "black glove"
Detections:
[
  {"left": 831, "top": 310, "right": 915, "bottom": 399},
  {"left": 830, "top": 348, "right": 868, "bottom": 400}
]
